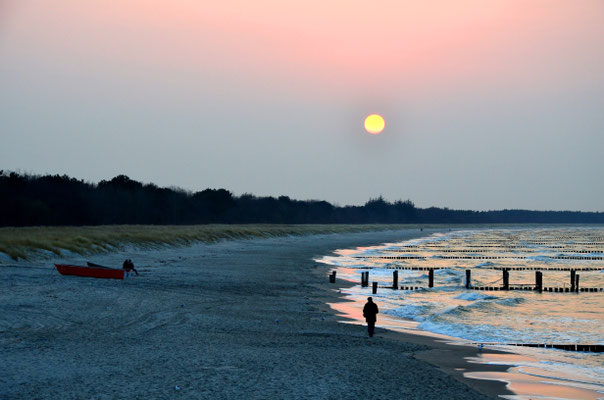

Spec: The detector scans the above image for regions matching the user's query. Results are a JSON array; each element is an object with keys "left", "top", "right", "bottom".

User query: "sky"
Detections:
[{"left": 1, "top": 0, "right": 603, "bottom": 211}]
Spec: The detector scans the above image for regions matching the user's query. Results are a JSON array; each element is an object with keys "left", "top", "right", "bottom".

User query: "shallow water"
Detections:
[{"left": 318, "top": 227, "right": 604, "bottom": 399}]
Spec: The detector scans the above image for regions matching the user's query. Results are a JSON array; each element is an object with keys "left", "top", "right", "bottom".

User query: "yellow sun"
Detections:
[{"left": 364, "top": 114, "right": 385, "bottom": 135}]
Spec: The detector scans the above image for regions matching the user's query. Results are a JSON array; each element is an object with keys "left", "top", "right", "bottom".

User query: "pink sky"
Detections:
[
  {"left": 1, "top": 0, "right": 603, "bottom": 210},
  {"left": 6, "top": 0, "right": 602, "bottom": 95}
]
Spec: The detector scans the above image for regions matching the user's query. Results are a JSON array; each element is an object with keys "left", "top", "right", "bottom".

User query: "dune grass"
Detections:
[{"left": 0, "top": 224, "right": 428, "bottom": 261}]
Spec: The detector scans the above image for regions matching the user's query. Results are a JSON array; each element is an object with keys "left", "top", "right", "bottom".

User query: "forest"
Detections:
[{"left": 1, "top": 171, "right": 602, "bottom": 226}]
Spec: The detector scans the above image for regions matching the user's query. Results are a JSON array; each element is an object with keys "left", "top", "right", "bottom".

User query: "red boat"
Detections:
[{"left": 55, "top": 264, "right": 125, "bottom": 279}]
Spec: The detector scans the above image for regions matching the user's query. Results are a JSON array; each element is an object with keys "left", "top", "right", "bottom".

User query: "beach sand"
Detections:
[{"left": 0, "top": 229, "right": 510, "bottom": 399}]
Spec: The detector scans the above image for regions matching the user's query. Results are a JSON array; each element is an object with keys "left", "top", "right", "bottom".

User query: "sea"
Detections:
[{"left": 317, "top": 226, "right": 604, "bottom": 399}]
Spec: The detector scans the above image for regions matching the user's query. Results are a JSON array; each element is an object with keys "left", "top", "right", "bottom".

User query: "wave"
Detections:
[
  {"left": 430, "top": 286, "right": 463, "bottom": 293},
  {"left": 439, "top": 305, "right": 473, "bottom": 316},
  {"left": 383, "top": 304, "right": 432, "bottom": 322},
  {"left": 435, "top": 269, "right": 461, "bottom": 276},
  {"left": 525, "top": 255, "right": 557, "bottom": 262},
  {"left": 454, "top": 292, "right": 498, "bottom": 301},
  {"left": 475, "top": 261, "right": 494, "bottom": 268},
  {"left": 495, "top": 297, "right": 525, "bottom": 306},
  {"left": 417, "top": 320, "right": 512, "bottom": 343}
]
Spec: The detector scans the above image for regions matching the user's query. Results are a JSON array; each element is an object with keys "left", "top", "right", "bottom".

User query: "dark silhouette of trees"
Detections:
[{"left": 0, "top": 171, "right": 603, "bottom": 226}]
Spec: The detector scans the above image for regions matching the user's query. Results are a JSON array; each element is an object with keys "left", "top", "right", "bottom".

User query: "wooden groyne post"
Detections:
[
  {"left": 465, "top": 269, "right": 471, "bottom": 289},
  {"left": 503, "top": 268, "right": 510, "bottom": 290},
  {"left": 535, "top": 271, "right": 543, "bottom": 293},
  {"left": 576, "top": 274, "right": 580, "bottom": 293},
  {"left": 329, "top": 271, "right": 336, "bottom": 283},
  {"left": 428, "top": 268, "right": 434, "bottom": 288},
  {"left": 361, "top": 271, "right": 369, "bottom": 287},
  {"left": 570, "top": 269, "right": 576, "bottom": 292},
  {"left": 372, "top": 281, "right": 378, "bottom": 294},
  {"left": 392, "top": 270, "right": 398, "bottom": 289}
]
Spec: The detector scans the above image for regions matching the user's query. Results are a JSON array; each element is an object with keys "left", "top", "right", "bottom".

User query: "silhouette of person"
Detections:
[
  {"left": 122, "top": 259, "right": 139, "bottom": 277},
  {"left": 363, "top": 297, "right": 379, "bottom": 337}
]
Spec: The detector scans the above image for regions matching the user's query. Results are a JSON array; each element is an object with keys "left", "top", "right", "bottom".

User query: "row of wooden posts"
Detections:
[
  {"left": 480, "top": 343, "right": 603, "bottom": 353},
  {"left": 359, "top": 269, "right": 436, "bottom": 294},
  {"left": 355, "top": 255, "right": 604, "bottom": 260},
  {"left": 393, "top": 249, "right": 603, "bottom": 254},
  {"left": 330, "top": 268, "right": 603, "bottom": 294},
  {"left": 404, "top": 243, "right": 604, "bottom": 247}
]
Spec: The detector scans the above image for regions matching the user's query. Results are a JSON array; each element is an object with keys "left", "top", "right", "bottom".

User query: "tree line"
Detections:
[{"left": 1, "top": 171, "right": 602, "bottom": 226}]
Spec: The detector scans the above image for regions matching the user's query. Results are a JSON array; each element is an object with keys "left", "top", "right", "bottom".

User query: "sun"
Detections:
[{"left": 364, "top": 114, "right": 385, "bottom": 135}]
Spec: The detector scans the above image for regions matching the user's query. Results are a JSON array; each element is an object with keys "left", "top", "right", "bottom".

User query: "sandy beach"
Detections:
[{"left": 0, "top": 229, "right": 510, "bottom": 399}]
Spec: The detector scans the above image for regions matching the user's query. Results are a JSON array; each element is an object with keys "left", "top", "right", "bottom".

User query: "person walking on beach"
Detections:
[{"left": 363, "top": 297, "right": 379, "bottom": 337}]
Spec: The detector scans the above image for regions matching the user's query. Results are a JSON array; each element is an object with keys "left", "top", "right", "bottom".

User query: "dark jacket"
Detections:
[{"left": 363, "top": 301, "right": 379, "bottom": 322}]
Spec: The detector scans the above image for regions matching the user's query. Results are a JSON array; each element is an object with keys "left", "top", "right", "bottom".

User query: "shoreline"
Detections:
[
  {"left": 316, "top": 266, "right": 514, "bottom": 399},
  {"left": 2, "top": 228, "right": 511, "bottom": 399},
  {"left": 320, "top": 229, "right": 604, "bottom": 400}
]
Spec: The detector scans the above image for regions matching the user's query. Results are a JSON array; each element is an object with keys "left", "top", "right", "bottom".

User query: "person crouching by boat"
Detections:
[{"left": 122, "top": 259, "right": 139, "bottom": 277}]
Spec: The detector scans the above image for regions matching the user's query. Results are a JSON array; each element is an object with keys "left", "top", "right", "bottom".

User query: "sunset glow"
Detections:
[
  {"left": 364, "top": 114, "right": 385, "bottom": 135},
  {"left": 1, "top": 0, "right": 602, "bottom": 210}
]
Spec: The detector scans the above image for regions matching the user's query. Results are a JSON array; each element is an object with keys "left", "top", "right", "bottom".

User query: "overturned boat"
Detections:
[{"left": 55, "top": 263, "right": 125, "bottom": 279}]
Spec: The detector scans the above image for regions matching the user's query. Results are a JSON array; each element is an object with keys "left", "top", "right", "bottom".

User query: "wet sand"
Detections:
[{"left": 0, "top": 229, "right": 510, "bottom": 399}]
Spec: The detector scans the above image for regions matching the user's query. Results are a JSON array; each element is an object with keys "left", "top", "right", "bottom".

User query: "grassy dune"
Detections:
[{"left": 0, "top": 224, "right": 426, "bottom": 261}]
